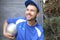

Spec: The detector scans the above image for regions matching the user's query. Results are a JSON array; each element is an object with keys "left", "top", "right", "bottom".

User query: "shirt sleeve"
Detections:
[
  {"left": 37, "top": 24, "right": 44, "bottom": 40},
  {"left": 7, "top": 17, "right": 26, "bottom": 24},
  {"left": 38, "top": 31, "right": 44, "bottom": 40}
]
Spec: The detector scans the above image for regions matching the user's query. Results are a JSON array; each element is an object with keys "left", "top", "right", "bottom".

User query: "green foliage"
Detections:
[{"left": 44, "top": 16, "right": 60, "bottom": 40}]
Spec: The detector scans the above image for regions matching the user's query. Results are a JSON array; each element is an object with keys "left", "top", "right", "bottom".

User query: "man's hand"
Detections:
[
  {"left": 3, "top": 32, "right": 15, "bottom": 40},
  {"left": 3, "top": 20, "right": 15, "bottom": 40}
]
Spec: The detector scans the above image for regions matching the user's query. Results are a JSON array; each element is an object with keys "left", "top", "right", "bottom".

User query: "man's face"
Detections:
[{"left": 25, "top": 5, "right": 38, "bottom": 21}]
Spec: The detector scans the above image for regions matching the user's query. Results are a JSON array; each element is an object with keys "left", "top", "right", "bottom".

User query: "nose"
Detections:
[{"left": 27, "top": 10, "right": 31, "bottom": 14}]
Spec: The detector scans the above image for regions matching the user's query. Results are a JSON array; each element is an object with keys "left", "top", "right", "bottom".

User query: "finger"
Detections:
[
  {"left": 9, "top": 36, "right": 15, "bottom": 40},
  {"left": 7, "top": 33, "right": 13, "bottom": 36}
]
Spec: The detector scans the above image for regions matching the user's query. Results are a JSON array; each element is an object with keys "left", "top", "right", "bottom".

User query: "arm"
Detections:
[{"left": 3, "top": 20, "right": 15, "bottom": 40}]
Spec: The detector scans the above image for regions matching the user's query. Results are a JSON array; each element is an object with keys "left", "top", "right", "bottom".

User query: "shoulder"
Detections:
[
  {"left": 7, "top": 17, "right": 26, "bottom": 24},
  {"left": 16, "top": 17, "right": 26, "bottom": 25},
  {"left": 35, "top": 23, "right": 44, "bottom": 37},
  {"left": 36, "top": 24, "right": 44, "bottom": 32},
  {"left": 7, "top": 17, "right": 20, "bottom": 24}
]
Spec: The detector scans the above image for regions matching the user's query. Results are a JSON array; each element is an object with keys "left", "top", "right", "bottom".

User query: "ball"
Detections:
[{"left": 6, "top": 23, "right": 17, "bottom": 35}]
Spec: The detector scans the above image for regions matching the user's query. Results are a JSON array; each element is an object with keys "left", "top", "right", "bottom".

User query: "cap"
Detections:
[{"left": 25, "top": 0, "right": 40, "bottom": 12}]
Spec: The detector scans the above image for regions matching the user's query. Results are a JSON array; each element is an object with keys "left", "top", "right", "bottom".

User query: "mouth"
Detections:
[
  {"left": 26, "top": 14, "right": 32, "bottom": 18},
  {"left": 27, "top": 15, "right": 31, "bottom": 18}
]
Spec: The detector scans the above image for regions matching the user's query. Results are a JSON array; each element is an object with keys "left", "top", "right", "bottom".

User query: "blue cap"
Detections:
[{"left": 25, "top": 0, "right": 40, "bottom": 12}]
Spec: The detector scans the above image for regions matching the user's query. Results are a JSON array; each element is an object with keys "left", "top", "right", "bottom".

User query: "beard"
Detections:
[{"left": 27, "top": 16, "right": 36, "bottom": 21}]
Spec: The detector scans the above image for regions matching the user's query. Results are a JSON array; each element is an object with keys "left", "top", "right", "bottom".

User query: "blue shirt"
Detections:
[
  {"left": 7, "top": 17, "right": 26, "bottom": 24},
  {"left": 7, "top": 17, "right": 44, "bottom": 40}
]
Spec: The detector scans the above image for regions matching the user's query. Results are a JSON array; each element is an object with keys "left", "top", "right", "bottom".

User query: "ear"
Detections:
[{"left": 37, "top": 13, "right": 40, "bottom": 17}]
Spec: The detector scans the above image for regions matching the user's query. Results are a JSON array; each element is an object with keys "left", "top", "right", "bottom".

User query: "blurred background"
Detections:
[
  {"left": 43, "top": 0, "right": 60, "bottom": 40},
  {"left": 0, "top": 0, "right": 43, "bottom": 40}
]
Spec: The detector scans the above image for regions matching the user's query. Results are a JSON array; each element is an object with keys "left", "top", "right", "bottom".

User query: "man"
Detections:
[{"left": 3, "top": 0, "right": 44, "bottom": 40}]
